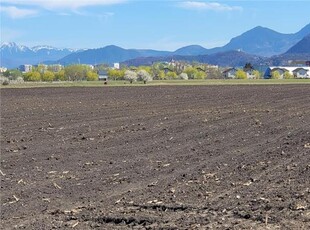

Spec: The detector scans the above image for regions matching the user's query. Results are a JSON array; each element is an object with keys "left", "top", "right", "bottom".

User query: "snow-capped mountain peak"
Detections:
[
  {"left": 1, "top": 42, "right": 31, "bottom": 52},
  {"left": 31, "top": 45, "right": 58, "bottom": 52},
  {"left": 1, "top": 42, "right": 18, "bottom": 48},
  {"left": 0, "top": 42, "right": 77, "bottom": 68}
]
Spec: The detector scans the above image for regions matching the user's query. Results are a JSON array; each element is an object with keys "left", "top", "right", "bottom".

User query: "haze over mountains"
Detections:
[{"left": 1, "top": 23, "right": 309, "bottom": 68}]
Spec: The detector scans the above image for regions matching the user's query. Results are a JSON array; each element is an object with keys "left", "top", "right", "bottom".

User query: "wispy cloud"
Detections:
[
  {"left": 179, "top": 1, "right": 243, "bottom": 12},
  {"left": 1, "top": 0, "right": 127, "bottom": 10},
  {"left": 0, "top": 6, "right": 38, "bottom": 19}
]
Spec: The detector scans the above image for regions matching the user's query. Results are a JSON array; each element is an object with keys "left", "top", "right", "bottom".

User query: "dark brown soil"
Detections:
[{"left": 1, "top": 85, "right": 309, "bottom": 229}]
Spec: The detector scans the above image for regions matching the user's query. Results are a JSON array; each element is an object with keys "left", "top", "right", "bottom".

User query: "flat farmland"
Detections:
[{"left": 1, "top": 85, "right": 309, "bottom": 229}]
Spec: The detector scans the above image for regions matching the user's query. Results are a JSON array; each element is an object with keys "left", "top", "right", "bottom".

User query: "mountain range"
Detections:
[
  {"left": 1, "top": 23, "right": 309, "bottom": 68},
  {"left": 0, "top": 43, "right": 77, "bottom": 68},
  {"left": 267, "top": 34, "right": 310, "bottom": 65},
  {"left": 206, "top": 24, "right": 310, "bottom": 57},
  {"left": 286, "top": 34, "right": 310, "bottom": 54},
  {"left": 125, "top": 34, "right": 310, "bottom": 67}
]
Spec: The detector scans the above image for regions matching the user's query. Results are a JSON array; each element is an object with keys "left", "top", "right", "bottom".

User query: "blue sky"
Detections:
[{"left": 1, "top": 0, "right": 309, "bottom": 50}]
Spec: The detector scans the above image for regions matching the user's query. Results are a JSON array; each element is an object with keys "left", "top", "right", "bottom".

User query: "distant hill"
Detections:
[
  {"left": 208, "top": 24, "right": 310, "bottom": 57},
  {"left": 0, "top": 42, "right": 75, "bottom": 68},
  {"left": 294, "top": 23, "right": 310, "bottom": 38},
  {"left": 173, "top": 45, "right": 209, "bottom": 56},
  {"left": 59, "top": 23, "right": 310, "bottom": 65},
  {"left": 285, "top": 34, "right": 310, "bottom": 54},
  {"left": 123, "top": 50, "right": 267, "bottom": 67},
  {"left": 58, "top": 45, "right": 171, "bottom": 65},
  {"left": 1, "top": 23, "right": 310, "bottom": 68},
  {"left": 268, "top": 34, "right": 310, "bottom": 65},
  {"left": 199, "top": 50, "right": 267, "bottom": 67}
]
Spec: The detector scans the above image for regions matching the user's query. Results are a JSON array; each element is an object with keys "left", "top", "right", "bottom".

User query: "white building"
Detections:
[
  {"left": 0, "top": 67, "right": 8, "bottom": 73},
  {"left": 19, "top": 64, "right": 33, "bottom": 73},
  {"left": 113, "top": 63, "right": 120, "bottom": 69},
  {"left": 264, "top": 66, "right": 310, "bottom": 79},
  {"left": 223, "top": 68, "right": 237, "bottom": 79}
]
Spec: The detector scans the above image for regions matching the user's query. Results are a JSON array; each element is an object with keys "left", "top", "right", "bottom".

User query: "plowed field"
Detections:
[{"left": 1, "top": 85, "right": 310, "bottom": 229}]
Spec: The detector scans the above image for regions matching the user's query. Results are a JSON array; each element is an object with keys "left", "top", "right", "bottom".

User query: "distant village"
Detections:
[{"left": 1, "top": 59, "right": 310, "bottom": 84}]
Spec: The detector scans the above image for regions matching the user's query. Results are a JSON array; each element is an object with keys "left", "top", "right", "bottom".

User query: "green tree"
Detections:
[
  {"left": 138, "top": 66, "right": 152, "bottom": 74},
  {"left": 6, "top": 69, "right": 23, "bottom": 80},
  {"left": 65, "top": 65, "right": 90, "bottom": 81},
  {"left": 42, "top": 71, "right": 55, "bottom": 82},
  {"left": 194, "top": 71, "right": 207, "bottom": 79},
  {"left": 3, "top": 70, "right": 10, "bottom": 78},
  {"left": 235, "top": 69, "right": 247, "bottom": 79},
  {"left": 24, "top": 71, "right": 41, "bottom": 81},
  {"left": 284, "top": 71, "right": 293, "bottom": 79},
  {"left": 150, "top": 64, "right": 165, "bottom": 80},
  {"left": 157, "top": 70, "right": 165, "bottom": 80},
  {"left": 166, "top": 71, "right": 177, "bottom": 80},
  {"left": 252, "top": 70, "right": 261, "bottom": 79},
  {"left": 108, "top": 69, "right": 124, "bottom": 80},
  {"left": 55, "top": 70, "right": 66, "bottom": 81},
  {"left": 184, "top": 67, "right": 198, "bottom": 79},
  {"left": 271, "top": 71, "right": 281, "bottom": 79},
  {"left": 86, "top": 71, "right": 98, "bottom": 81}
]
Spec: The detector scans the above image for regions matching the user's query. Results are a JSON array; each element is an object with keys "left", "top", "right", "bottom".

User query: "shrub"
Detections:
[
  {"left": 2, "top": 79, "right": 9, "bottom": 85},
  {"left": 235, "top": 69, "right": 247, "bottom": 79},
  {"left": 179, "top": 73, "right": 188, "bottom": 80},
  {"left": 16, "top": 76, "right": 24, "bottom": 83},
  {"left": 284, "top": 71, "right": 293, "bottom": 79},
  {"left": 0, "top": 77, "right": 9, "bottom": 85}
]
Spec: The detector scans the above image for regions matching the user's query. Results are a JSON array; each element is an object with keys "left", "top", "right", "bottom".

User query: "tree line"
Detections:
[{"left": 1, "top": 62, "right": 270, "bottom": 83}]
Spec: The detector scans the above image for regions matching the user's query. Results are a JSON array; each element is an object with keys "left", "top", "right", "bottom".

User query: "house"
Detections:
[
  {"left": 264, "top": 66, "right": 310, "bottom": 79},
  {"left": 271, "top": 67, "right": 288, "bottom": 79},
  {"left": 19, "top": 64, "right": 32, "bottom": 73},
  {"left": 223, "top": 68, "right": 237, "bottom": 79},
  {"left": 98, "top": 70, "right": 108, "bottom": 82},
  {"left": 293, "top": 68, "right": 309, "bottom": 78},
  {"left": 244, "top": 69, "right": 257, "bottom": 79}
]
